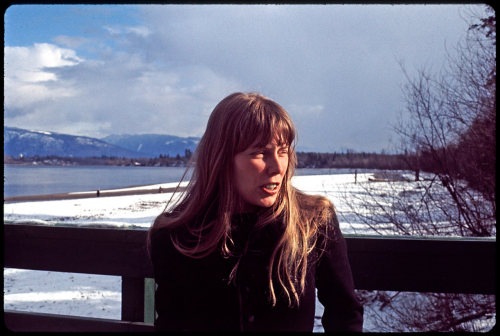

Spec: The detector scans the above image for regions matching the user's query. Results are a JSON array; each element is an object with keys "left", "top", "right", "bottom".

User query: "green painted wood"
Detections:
[{"left": 144, "top": 278, "right": 156, "bottom": 324}]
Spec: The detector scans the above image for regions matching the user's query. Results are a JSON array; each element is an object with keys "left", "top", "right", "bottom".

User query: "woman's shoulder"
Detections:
[
  {"left": 149, "top": 212, "right": 183, "bottom": 251},
  {"left": 149, "top": 221, "right": 189, "bottom": 266},
  {"left": 294, "top": 188, "right": 341, "bottom": 240},
  {"left": 295, "top": 189, "right": 335, "bottom": 218},
  {"left": 150, "top": 223, "right": 172, "bottom": 243}
]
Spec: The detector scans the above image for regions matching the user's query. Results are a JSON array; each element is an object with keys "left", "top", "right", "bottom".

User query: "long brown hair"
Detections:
[{"left": 148, "top": 92, "right": 335, "bottom": 307}]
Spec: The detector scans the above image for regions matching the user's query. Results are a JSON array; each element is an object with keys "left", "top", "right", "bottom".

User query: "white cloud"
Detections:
[
  {"left": 104, "top": 26, "right": 122, "bottom": 35},
  {"left": 289, "top": 104, "right": 324, "bottom": 116},
  {"left": 52, "top": 35, "right": 92, "bottom": 48},
  {"left": 4, "top": 40, "right": 241, "bottom": 139},
  {"left": 4, "top": 44, "right": 83, "bottom": 112},
  {"left": 4, "top": 4, "right": 484, "bottom": 152},
  {"left": 5, "top": 43, "right": 82, "bottom": 83},
  {"left": 125, "top": 26, "right": 151, "bottom": 37},
  {"left": 103, "top": 25, "right": 151, "bottom": 38}
]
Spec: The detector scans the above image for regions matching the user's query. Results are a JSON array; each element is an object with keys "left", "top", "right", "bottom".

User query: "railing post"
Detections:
[
  {"left": 144, "top": 278, "right": 156, "bottom": 324},
  {"left": 121, "top": 277, "right": 145, "bottom": 322}
]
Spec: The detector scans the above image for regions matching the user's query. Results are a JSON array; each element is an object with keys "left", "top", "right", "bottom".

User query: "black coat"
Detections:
[{"left": 150, "top": 211, "right": 363, "bottom": 332}]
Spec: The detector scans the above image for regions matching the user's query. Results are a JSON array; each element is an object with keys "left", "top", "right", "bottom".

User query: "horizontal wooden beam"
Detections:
[
  {"left": 345, "top": 235, "right": 495, "bottom": 294},
  {"left": 4, "top": 224, "right": 495, "bottom": 294},
  {"left": 4, "top": 224, "right": 495, "bottom": 333},
  {"left": 4, "top": 310, "right": 154, "bottom": 332},
  {"left": 4, "top": 223, "right": 154, "bottom": 278}
]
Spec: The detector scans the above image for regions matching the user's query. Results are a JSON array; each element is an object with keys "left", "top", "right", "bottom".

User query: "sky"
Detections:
[{"left": 3, "top": 4, "right": 487, "bottom": 153}]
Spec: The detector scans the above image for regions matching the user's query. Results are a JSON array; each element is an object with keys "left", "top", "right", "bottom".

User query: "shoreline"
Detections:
[
  {"left": 4, "top": 185, "right": 187, "bottom": 203},
  {"left": 3, "top": 171, "right": 380, "bottom": 203}
]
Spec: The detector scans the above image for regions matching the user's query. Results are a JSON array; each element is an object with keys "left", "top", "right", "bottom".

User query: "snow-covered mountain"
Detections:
[
  {"left": 101, "top": 134, "right": 200, "bottom": 158},
  {"left": 4, "top": 127, "right": 200, "bottom": 158},
  {"left": 4, "top": 127, "right": 143, "bottom": 158}
]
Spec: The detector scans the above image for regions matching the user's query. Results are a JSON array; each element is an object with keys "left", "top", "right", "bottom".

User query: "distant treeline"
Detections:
[
  {"left": 296, "top": 151, "right": 406, "bottom": 170},
  {"left": 4, "top": 152, "right": 192, "bottom": 167},
  {"left": 5, "top": 149, "right": 409, "bottom": 170}
]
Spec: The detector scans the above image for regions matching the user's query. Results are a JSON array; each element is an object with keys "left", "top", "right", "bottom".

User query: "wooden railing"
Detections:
[{"left": 4, "top": 223, "right": 495, "bottom": 332}]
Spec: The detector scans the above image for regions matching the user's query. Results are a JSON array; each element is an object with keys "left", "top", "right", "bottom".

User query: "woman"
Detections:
[{"left": 148, "top": 92, "right": 363, "bottom": 332}]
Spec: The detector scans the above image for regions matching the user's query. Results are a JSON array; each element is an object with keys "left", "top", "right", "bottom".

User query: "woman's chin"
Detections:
[
  {"left": 238, "top": 195, "right": 278, "bottom": 212},
  {"left": 257, "top": 196, "right": 278, "bottom": 208}
]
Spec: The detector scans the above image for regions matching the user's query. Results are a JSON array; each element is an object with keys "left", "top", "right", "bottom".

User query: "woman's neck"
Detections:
[{"left": 233, "top": 198, "right": 261, "bottom": 214}]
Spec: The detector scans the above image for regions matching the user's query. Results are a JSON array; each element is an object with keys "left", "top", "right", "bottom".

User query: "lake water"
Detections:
[{"left": 3, "top": 165, "right": 370, "bottom": 198}]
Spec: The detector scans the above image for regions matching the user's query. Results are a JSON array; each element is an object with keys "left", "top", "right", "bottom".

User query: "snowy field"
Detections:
[
  {"left": 4, "top": 174, "right": 375, "bottom": 232},
  {"left": 4, "top": 173, "right": 494, "bottom": 332}
]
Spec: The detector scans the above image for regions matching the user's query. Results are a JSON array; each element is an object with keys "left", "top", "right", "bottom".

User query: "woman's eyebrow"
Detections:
[{"left": 247, "top": 141, "right": 289, "bottom": 151}]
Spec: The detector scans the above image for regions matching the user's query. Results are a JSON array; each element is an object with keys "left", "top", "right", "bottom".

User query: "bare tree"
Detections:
[
  {"left": 338, "top": 172, "right": 481, "bottom": 236},
  {"left": 341, "top": 5, "right": 495, "bottom": 237},
  {"left": 356, "top": 290, "right": 495, "bottom": 332},
  {"left": 397, "top": 4, "right": 495, "bottom": 236},
  {"left": 337, "top": 5, "right": 496, "bottom": 332}
]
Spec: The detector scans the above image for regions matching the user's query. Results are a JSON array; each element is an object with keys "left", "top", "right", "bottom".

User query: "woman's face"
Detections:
[{"left": 233, "top": 138, "right": 289, "bottom": 213}]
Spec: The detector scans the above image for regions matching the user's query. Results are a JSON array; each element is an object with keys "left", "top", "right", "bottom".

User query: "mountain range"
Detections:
[
  {"left": 102, "top": 133, "right": 199, "bottom": 158},
  {"left": 4, "top": 126, "right": 200, "bottom": 158}
]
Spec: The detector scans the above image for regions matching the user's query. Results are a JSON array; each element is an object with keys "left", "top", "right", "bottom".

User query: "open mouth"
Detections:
[
  {"left": 261, "top": 183, "right": 280, "bottom": 193},
  {"left": 264, "top": 183, "right": 278, "bottom": 190}
]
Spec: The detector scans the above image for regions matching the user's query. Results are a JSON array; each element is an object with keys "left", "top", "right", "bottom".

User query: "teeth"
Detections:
[{"left": 265, "top": 184, "right": 278, "bottom": 190}]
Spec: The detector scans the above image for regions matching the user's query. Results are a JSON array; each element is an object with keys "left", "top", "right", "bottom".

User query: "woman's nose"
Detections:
[{"left": 266, "top": 152, "right": 286, "bottom": 175}]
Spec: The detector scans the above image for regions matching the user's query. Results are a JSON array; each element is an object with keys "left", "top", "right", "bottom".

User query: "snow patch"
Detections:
[{"left": 31, "top": 130, "right": 52, "bottom": 135}]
